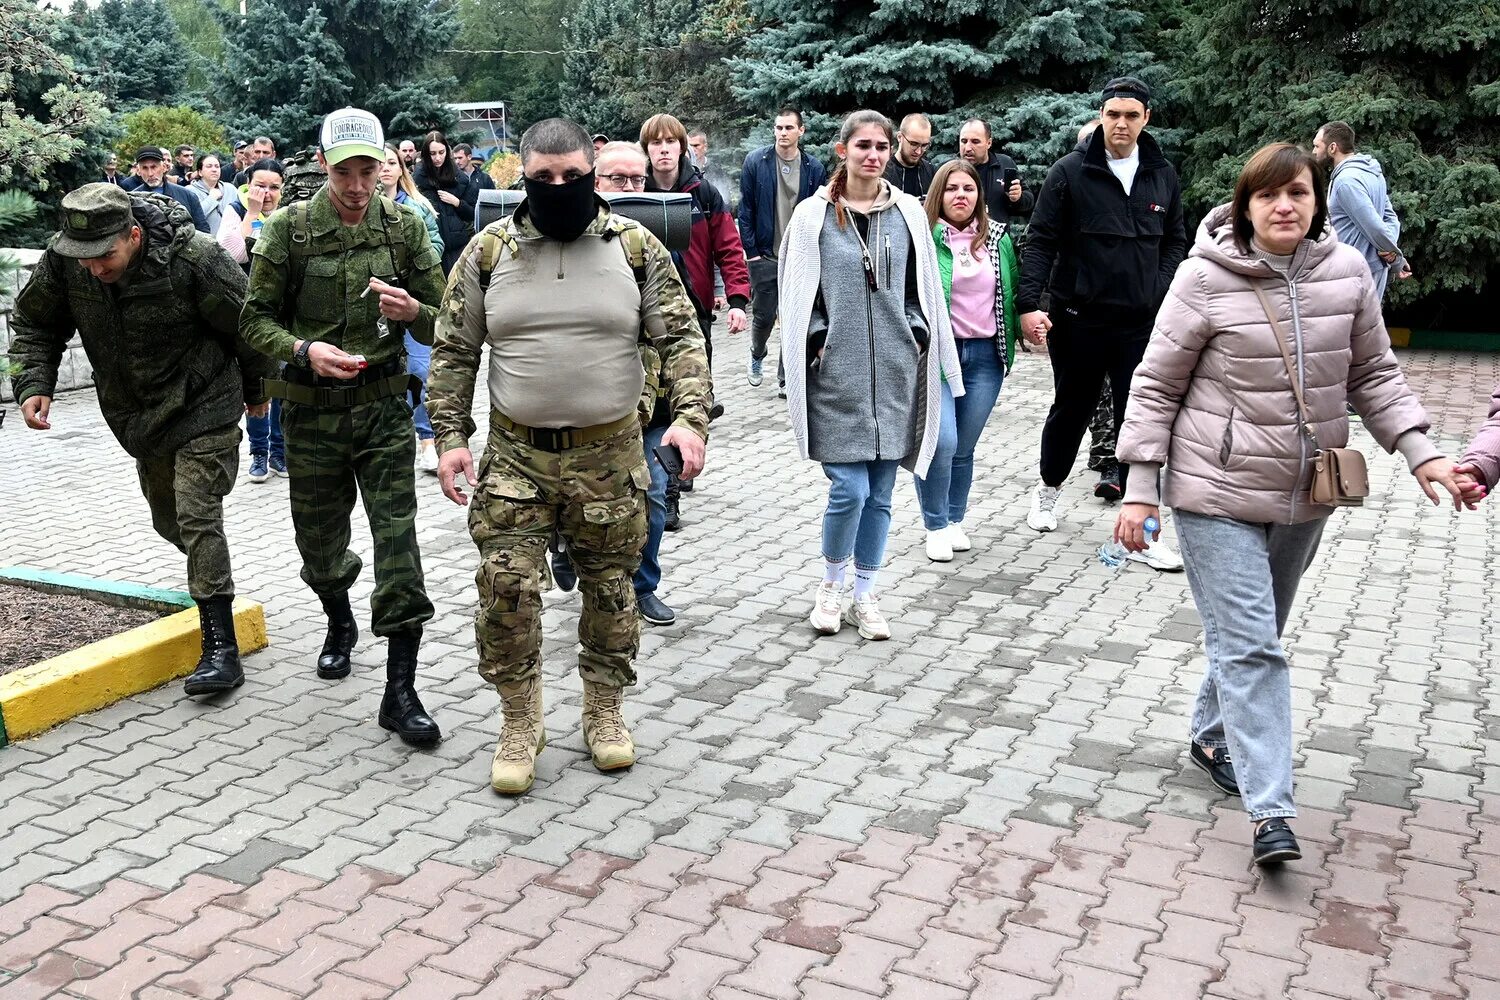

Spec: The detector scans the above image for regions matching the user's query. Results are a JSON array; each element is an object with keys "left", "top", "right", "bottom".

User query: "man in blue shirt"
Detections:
[{"left": 1314, "top": 121, "right": 1409, "bottom": 300}]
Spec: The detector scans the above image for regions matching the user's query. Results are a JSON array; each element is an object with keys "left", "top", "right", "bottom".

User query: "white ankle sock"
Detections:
[
  {"left": 823, "top": 558, "right": 850, "bottom": 585},
  {"left": 853, "top": 566, "right": 877, "bottom": 599}
]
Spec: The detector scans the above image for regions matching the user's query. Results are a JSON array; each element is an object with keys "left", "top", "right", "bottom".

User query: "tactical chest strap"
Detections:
[{"left": 284, "top": 196, "right": 411, "bottom": 311}]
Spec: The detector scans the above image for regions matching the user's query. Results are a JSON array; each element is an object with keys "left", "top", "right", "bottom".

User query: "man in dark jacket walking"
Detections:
[
  {"left": 1017, "top": 77, "right": 1187, "bottom": 570},
  {"left": 10, "top": 185, "right": 276, "bottom": 695},
  {"left": 884, "top": 113, "right": 936, "bottom": 199},
  {"left": 454, "top": 143, "right": 496, "bottom": 192},
  {"left": 738, "top": 108, "right": 826, "bottom": 395},
  {"left": 121, "top": 147, "right": 211, "bottom": 233},
  {"left": 958, "top": 119, "right": 1034, "bottom": 226}
]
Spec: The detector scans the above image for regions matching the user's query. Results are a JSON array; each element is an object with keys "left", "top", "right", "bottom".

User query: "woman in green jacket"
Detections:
[{"left": 915, "top": 158, "right": 1020, "bottom": 561}]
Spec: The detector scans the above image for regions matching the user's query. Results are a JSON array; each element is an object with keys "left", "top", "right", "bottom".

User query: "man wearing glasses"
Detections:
[{"left": 885, "top": 113, "right": 936, "bottom": 199}]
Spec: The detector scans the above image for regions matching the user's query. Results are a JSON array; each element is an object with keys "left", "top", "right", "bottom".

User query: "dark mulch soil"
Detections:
[{"left": 0, "top": 582, "right": 164, "bottom": 676}]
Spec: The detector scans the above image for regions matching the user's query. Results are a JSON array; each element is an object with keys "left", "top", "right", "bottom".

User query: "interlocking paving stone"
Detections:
[{"left": 2, "top": 346, "right": 1497, "bottom": 995}]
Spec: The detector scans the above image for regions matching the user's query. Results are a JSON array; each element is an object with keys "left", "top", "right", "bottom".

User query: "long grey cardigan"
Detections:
[{"left": 779, "top": 183, "right": 962, "bottom": 477}]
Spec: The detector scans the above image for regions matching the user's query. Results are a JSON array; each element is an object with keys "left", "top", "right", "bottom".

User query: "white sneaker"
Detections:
[
  {"left": 844, "top": 595, "right": 891, "bottom": 640},
  {"left": 947, "top": 523, "right": 971, "bottom": 551},
  {"left": 1027, "top": 483, "right": 1060, "bottom": 532},
  {"left": 925, "top": 530, "right": 953, "bottom": 562},
  {"left": 418, "top": 438, "right": 439, "bottom": 475},
  {"left": 809, "top": 581, "right": 844, "bottom": 634},
  {"left": 1127, "top": 538, "right": 1185, "bottom": 572}
]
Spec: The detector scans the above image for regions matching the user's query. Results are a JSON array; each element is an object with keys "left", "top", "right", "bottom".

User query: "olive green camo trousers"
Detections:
[
  {"left": 468, "top": 418, "right": 650, "bottom": 689},
  {"left": 282, "top": 394, "right": 434, "bottom": 636},
  {"left": 135, "top": 424, "right": 241, "bottom": 601}
]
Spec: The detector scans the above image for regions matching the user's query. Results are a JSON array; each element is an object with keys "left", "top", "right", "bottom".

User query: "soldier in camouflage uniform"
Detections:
[
  {"left": 427, "top": 118, "right": 711, "bottom": 795},
  {"left": 10, "top": 184, "right": 277, "bottom": 696},
  {"left": 239, "top": 108, "right": 446, "bottom": 746}
]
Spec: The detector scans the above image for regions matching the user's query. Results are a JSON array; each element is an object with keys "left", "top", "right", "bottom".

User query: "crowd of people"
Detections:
[{"left": 9, "top": 77, "right": 1491, "bottom": 870}]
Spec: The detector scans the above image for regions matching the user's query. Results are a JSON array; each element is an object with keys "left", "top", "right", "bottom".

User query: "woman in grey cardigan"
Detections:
[{"left": 780, "top": 110, "right": 962, "bottom": 641}]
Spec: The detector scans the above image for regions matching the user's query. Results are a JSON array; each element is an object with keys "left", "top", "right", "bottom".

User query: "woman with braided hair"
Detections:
[{"left": 779, "top": 109, "right": 962, "bottom": 641}]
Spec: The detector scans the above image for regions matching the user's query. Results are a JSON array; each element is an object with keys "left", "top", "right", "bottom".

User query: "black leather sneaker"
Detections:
[
  {"left": 638, "top": 593, "right": 677, "bottom": 627},
  {"left": 1190, "top": 743, "right": 1241, "bottom": 796},
  {"left": 1252, "top": 819, "right": 1301, "bottom": 866}
]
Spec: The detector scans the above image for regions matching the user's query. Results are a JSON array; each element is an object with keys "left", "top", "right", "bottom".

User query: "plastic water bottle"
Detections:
[{"left": 1098, "top": 516, "right": 1159, "bottom": 569}]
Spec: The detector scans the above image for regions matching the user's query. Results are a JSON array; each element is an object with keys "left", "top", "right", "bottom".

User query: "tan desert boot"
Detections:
[
  {"left": 491, "top": 677, "right": 546, "bottom": 794},
  {"left": 581, "top": 680, "right": 635, "bottom": 771}
]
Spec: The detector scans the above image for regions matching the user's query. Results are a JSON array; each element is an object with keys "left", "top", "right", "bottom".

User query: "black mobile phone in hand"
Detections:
[
  {"left": 653, "top": 442, "right": 684, "bottom": 479},
  {"left": 1003, "top": 167, "right": 1019, "bottom": 188}
]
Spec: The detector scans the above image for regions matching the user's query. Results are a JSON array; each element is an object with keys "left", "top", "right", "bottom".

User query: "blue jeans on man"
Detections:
[
  {"left": 914, "top": 339, "right": 1005, "bottom": 530},
  {"left": 633, "top": 423, "right": 670, "bottom": 601},
  {"left": 246, "top": 398, "right": 284, "bottom": 464},
  {"left": 405, "top": 332, "right": 433, "bottom": 440}
]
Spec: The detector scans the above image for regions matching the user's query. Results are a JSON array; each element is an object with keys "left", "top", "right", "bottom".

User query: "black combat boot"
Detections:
[
  {"left": 664, "top": 475, "right": 682, "bottom": 532},
  {"left": 184, "top": 596, "right": 243, "bottom": 696},
  {"left": 317, "top": 592, "right": 359, "bottom": 679},
  {"left": 379, "top": 631, "right": 441, "bottom": 745}
]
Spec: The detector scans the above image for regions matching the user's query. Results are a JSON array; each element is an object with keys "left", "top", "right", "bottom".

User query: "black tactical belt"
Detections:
[
  {"left": 265, "top": 372, "right": 419, "bottom": 408},
  {"left": 491, "top": 411, "right": 638, "bottom": 452}
]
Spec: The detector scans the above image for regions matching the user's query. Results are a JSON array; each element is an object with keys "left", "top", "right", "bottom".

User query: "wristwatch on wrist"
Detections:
[{"left": 293, "top": 340, "right": 313, "bottom": 369}]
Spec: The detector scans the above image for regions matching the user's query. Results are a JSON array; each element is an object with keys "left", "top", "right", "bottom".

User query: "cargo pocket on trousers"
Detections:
[
  {"left": 575, "top": 495, "right": 644, "bottom": 554},
  {"left": 468, "top": 473, "right": 547, "bottom": 546}
]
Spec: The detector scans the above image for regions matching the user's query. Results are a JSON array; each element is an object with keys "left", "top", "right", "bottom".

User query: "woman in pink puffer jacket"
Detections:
[{"left": 1114, "top": 143, "right": 1464, "bottom": 867}]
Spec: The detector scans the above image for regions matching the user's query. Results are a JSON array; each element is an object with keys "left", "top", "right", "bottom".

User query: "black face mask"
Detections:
[{"left": 522, "top": 171, "right": 598, "bottom": 242}]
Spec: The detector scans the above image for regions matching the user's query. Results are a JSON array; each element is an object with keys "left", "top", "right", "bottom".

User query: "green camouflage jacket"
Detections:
[
  {"left": 427, "top": 207, "right": 711, "bottom": 452},
  {"left": 9, "top": 193, "right": 274, "bottom": 459},
  {"left": 238, "top": 187, "right": 445, "bottom": 365}
]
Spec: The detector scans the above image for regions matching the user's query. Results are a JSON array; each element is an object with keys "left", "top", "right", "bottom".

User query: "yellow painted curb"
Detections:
[
  {"left": 0, "top": 599, "right": 267, "bottom": 741},
  {"left": 1389, "top": 326, "right": 1411, "bottom": 348}
]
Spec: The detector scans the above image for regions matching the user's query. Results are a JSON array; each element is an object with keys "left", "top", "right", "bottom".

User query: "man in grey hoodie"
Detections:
[{"left": 1314, "top": 121, "right": 1409, "bottom": 299}]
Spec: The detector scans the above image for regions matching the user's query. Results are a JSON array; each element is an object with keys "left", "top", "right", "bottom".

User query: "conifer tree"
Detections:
[
  {"left": 63, "top": 0, "right": 197, "bottom": 112},
  {"left": 214, "top": 0, "right": 458, "bottom": 151},
  {"left": 730, "top": 0, "right": 1161, "bottom": 176},
  {"left": 1173, "top": 0, "right": 1499, "bottom": 309}
]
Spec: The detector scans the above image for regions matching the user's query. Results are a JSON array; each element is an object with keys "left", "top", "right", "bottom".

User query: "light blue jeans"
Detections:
[
  {"left": 821, "top": 460, "right": 901, "bottom": 572},
  {"left": 405, "top": 331, "right": 433, "bottom": 440},
  {"left": 914, "top": 339, "right": 1005, "bottom": 530},
  {"left": 1177, "top": 509, "right": 1328, "bottom": 822}
]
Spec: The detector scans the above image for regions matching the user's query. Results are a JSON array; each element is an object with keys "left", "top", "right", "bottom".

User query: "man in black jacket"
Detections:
[
  {"left": 958, "top": 119, "right": 1033, "bottom": 226},
  {"left": 1017, "top": 78, "right": 1187, "bottom": 570},
  {"left": 884, "top": 113, "right": 936, "bottom": 199},
  {"left": 121, "top": 147, "right": 212, "bottom": 233}
]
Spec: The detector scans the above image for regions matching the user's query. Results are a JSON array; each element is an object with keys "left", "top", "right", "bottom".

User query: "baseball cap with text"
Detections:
[{"left": 319, "top": 107, "right": 386, "bottom": 165}]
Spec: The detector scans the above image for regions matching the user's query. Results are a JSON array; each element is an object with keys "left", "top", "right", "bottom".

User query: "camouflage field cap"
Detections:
[{"left": 54, "top": 183, "right": 135, "bottom": 259}]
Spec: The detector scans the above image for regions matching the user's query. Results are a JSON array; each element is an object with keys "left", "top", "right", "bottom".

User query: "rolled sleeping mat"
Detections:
[{"left": 473, "top": 190, "right": 693, "bottom": 251}]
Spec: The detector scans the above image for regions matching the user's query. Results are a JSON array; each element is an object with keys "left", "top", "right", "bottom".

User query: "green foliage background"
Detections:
[{"left": 5, "top": 0, "right": 1496, "bottom": 323}]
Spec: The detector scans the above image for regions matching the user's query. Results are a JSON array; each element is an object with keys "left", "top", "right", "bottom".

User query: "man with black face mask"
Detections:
[{"left": 426, "top": 118, "right": 711, "bottom": 796}]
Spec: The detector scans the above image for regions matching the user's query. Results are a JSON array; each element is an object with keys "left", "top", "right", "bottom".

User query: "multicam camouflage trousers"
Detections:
[
  {"left": 1087, "top": 375, "right": 1118, "bottom": 474},
  {"left": 282, "top": 395, "right": 434, "bottom": 636},
  {"left": 468, "top": 417, "right": 650, "bottom": 690},
  {"left": 135, "top": 424, "right": 241, "bottom": 601}
]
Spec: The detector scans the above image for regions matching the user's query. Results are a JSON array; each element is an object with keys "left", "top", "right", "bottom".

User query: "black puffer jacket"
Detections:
[
  {"left": 412, "top": 164, "right": 477, "bottom": 272},
  {"left": 9, "top": 195, "right": 274, "bottom": 458},
  {"left": 1017, "top": 129, "right": 1187, "bottom": 322}
]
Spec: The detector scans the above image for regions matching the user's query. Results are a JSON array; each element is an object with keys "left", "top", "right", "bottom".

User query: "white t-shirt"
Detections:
[{"left": 1106, "top": 145, "right": 1140, "bottom": 196}]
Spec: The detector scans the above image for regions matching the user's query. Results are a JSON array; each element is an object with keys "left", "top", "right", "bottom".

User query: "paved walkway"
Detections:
[{"left": 1, "top": 340, "right": 1497, "bottom": 1000}]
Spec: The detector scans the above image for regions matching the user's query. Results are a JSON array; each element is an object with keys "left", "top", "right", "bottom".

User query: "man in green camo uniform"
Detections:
[
  {"left": 427, "top": 118, "right": 711, "bottom": 794},
  {"left": 239, "top": 108, "right": 445, "bottom": 745},
  {"left": 10, "top": 184, "right": 277, "bottom": 696}
]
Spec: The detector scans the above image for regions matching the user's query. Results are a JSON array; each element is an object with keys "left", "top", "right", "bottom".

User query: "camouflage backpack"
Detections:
[{"left": 278, "top": 148, "right": 327, "bottom": 207}]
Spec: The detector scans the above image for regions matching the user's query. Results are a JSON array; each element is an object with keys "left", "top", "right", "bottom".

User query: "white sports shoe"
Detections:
[
  {"left": 810, "top": 581, "right": 844, "bottom": 634},
  {"left": 1128, "top": 538, "right": 1185, "bottom": 572},
  {"left": 418, "top": 438, "right": 439, "bottom": 475},
  {"left": 1027, "top": 483, "right": 1060, "bottom": 532},
  {"left": 844, "top": 595, "right": 891, "bottom": 640},
  {"left": 947, "top": 523, "right": 972, "bottom": 551},
  {"left": 926, "top": 530, "right": 953, "bottom": 562}
]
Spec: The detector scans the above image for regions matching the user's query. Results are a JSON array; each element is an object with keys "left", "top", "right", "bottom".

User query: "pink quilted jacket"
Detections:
[{"left": 1117, "top": 204, "right": 1437, "bottom": 524}]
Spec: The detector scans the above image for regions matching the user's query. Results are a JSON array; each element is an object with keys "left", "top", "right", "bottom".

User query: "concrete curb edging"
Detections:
[{"left": 0, "top": 568, "right": 267, "bottom": 745}]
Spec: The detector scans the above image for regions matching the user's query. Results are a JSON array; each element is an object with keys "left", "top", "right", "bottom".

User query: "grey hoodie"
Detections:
[{"left": 1328, "top": 154, "right": 1402, "bottom": 299}]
